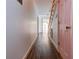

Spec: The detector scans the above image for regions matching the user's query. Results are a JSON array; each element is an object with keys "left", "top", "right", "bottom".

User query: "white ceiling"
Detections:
[
  {"left": 34, "top": 0, "right": 51, "bottom": 15},
  {"left": 23, "top": 0, "right": 51, "bottom": 16}
]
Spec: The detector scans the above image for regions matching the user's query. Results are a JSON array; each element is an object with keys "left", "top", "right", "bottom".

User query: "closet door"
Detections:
[{"left": 58, "top": 0, "right": 72, "bottom": 59}]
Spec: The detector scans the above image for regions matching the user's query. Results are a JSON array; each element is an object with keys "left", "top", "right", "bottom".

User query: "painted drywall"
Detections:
[
  {"left": 6, "top": 0, "right": 37, "bottom": 59},
  {"left": 51, "top": 5, "right": 58, "bottom": 49},
  {"left": 58, "top": 0, "right": 73, "bottom": 59}
]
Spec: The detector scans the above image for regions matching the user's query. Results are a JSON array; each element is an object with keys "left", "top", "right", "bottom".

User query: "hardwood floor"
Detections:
[{"left": 25, "top": 32, "right": 62, "bottom": 59}]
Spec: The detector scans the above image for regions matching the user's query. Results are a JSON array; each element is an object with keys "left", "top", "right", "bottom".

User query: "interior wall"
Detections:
[
  {"left": 6, "top": 0, "right": 37, "bottom": 59},
  {"left": 58, "top": 0, "right": 72, "bottom": 59},
  {"left": 51, "top": 5, "right": 58, "bottom": 49}
]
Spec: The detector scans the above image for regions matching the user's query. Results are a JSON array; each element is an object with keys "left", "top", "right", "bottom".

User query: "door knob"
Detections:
[
  {"left": 65, "top": 25, "right": 71, "bottom": 31},
  {"left": 66, "top": 26, "right": 71, "bottom": 29}
]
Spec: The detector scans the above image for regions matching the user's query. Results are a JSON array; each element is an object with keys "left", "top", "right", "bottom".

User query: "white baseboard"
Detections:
[{"left": 22, "top": 36, "right": 37, "bottom": 59}]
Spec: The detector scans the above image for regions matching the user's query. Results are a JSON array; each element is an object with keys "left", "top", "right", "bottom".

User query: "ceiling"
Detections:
[
  {"left": 22, "top": 0, "right": 52, "bottom": 16},
  {"left": 34, "top": 0, "right": 51, "bottom": 15}
]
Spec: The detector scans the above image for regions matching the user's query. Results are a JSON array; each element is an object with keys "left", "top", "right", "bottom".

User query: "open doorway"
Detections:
[
  {"left": 37, "top": 15, "right": 49, "bottom": 34},
  {"left": 37, "top": 15, "right": 49, "bottom": 44}
]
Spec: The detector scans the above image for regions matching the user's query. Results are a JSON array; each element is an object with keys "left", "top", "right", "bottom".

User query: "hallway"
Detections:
[
  {"left": 6, "top": 0, "right": 72, "bottom": 59},
  {"left": 26, "top": 32, "right": 62, "bottom": 59}
]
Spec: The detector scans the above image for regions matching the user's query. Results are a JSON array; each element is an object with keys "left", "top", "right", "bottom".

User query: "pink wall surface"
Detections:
[{"left": 58, "top": 0, "right": 73, "bottom": 59}]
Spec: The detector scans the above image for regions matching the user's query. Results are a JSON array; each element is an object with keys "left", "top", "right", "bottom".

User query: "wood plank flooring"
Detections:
[{"left": 26, "top": 32, "right": 62, "bottom": 59}]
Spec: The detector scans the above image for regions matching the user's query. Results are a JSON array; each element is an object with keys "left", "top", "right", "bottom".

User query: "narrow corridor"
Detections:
[
  {"left": 6, "top": 0, "right": 73, "bottom": 59},
  {"left": 26, "top": 32, "right": 62, "bottom": 59}
]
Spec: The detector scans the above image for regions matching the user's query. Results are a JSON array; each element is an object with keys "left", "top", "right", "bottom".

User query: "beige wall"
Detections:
[{"left": 6, "top": 0, "right": 37, "bottom": 59}]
